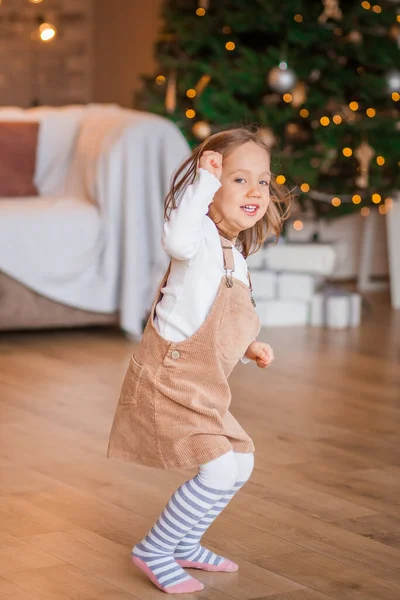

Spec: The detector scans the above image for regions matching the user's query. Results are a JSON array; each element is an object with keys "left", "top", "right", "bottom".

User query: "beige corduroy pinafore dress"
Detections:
[{"left": 107, "top": 235, "right": 261, "bottom": 470}]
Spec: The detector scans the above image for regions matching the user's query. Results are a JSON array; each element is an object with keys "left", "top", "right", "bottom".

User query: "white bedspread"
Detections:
[{"left": 0, "top": 105, "right": 190, "bottom": 337}]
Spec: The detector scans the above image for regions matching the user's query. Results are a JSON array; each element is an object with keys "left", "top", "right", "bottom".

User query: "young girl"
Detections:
[{"left": 108, "top": 127, "right": 290, "bottom": 594}]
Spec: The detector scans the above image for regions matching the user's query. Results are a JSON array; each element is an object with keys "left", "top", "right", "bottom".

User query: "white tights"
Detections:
[{"left": 197, "top": 450, "right": 254, "bottom": 491}]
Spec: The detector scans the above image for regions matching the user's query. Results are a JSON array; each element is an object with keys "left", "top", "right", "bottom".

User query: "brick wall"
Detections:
[{"left": 0, "top": 0, "right": 93, "bottom": 107}]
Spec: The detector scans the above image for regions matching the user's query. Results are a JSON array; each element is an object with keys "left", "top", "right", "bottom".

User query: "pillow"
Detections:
[{"left": 0, "top": 121, "right": 39, "bottom": 197}]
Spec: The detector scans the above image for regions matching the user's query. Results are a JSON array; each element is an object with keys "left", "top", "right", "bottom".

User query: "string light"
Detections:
[
  {"left": 196, "top": 8, "right": 206, "bottom": 16},
  {"left": 225, "top": 41, "right": 235, "bottom": 51},
  {"left": 39, "top": 23, "right": 57, "bottom": 42},
  {"left": 320, "top": 116, "right": 330, "bottom": 126},
  {"left": 185, "top": 109, "right": 196, "bottom": 119},
  {"left": 276, "top": 175, "right": 286, "bottom": 184},
  {"left": 397, "top": 15, "right": 400, "bottom": 23},
  {"left": 372, "top": 193, "right": 382, "bottom": 203},
  {"left": 349, "top": 101, "right": 359, "bottom": 111},
  {"left": 332, "top": 197, "right": 341, "bottom": 206},
  {"left": 361, "top": 1, "right": 371, "bottom": 9},
  {"left": 366, "top": 108, "right": 376, "bottom": 117},
  {"left": 156, "top": 76, "right": 166, "bottom": 85},
  {"left": 372, "top": 5, "right": 382, "bottom": 13},
  {"left": 283, "top": 93, "right": 292, "bottom": 103},
  {"left": 352, "top": 194, "right": 362, "bottom": 204},
  {"left": 29, "top": 0, "right": 44, "bottom": 3},
  {"left": 379, "top": 205, "right": 387, "bottom": 214},
  {"left": 333, "top": 115, "right": 342, "bottom": 124},
  {"left": 300, "top": 108, "right": 309, "bottom": 118},
  {"left": 186, "top": 88, "right": 196, "bottom": 98},
  {"left": 361, "top": 207, "right": 370, "bottom": 216},
  {"left": 293, "top": 220, "right": 304, "bottom": 231},
  {"left": 294, "top": 14, "right": 303, "bottom": 23},
  {"left": 392, "top": 92, "right": 400, "bottom": 102},
  {"left": 376, "top": 156, "right": 385, "bottom": 166},
  {"left": 300, "top": 183, "right": 310, "bottom": 192},
  {"left": 342, "top": 147, "right": 353, "bottom": 157}
]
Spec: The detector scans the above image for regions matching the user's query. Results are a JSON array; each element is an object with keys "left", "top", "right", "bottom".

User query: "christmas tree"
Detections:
[{"left": 136, "top": 0, "right": 400, "bottom": 218}]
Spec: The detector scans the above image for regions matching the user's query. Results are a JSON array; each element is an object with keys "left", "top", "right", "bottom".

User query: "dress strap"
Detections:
[
  {"left": 246, "top": 269, "right": 257, "bottom": 307},
  {"left": 219, "top": 234, "right": 234, "bottom": 287}
]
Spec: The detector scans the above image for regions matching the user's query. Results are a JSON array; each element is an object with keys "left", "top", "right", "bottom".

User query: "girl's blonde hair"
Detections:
[{"left": 164, "top": 126, "right": 292, "bottom": 258}]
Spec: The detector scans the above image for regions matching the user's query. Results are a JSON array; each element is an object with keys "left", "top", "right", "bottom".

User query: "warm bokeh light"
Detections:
[
  {"left": 186, "top": 88, "right": 196, "bottom": 98},
  {"left": 300, "top": 108, "right": 309, "bottom": 118},
  {"left": 361, "top": 207, "right": 370, "bottom": 216},
  {"left": 225, "top": 41, "right": 235, "bottom": 51},
  {"left": 392, "top": 92, "right": 400, "bottom": 101},
  {"left": 372, "top": 193, "right": 382, "bottom": 203},
  {"left": 283, "top": 93, "right": 293, "bottom": 103},
  {"left": 29, "top": 0, "right": 44, "bottom": 3},
  {"left": 385, "top": 197, "right": 393, "bottom": 208},
  {"left": 185, "top": 109, "right": 196, "bottom": 119},
  {"left": 294, "top": 14, "right": 303, "bottom": 23},
  {"left": 372, "top": 5, "right": 382, "bottom": 13},
  {"left": 352, "top": 194, "right": 362, "bottom": 204},
  {"left": 196, "top": 8, "right": 206, "bottom": 16},
  {"left": 333, "top": 115, "right": 342, "bottom": 124},
  {"left": 276, "top": 175, "right": 286, "bottom": 184},
  {"left": 342, "top": 147, "right": 353, "bottom": 157},
  {"left": 379, "top": 205, "right": 387, "bottom": 214},
  {"left": 39, "top": 23, "right": 57, "bottom": 42},
  {"left": 349, "top": 101, "right": 359, "bottom": 111},
  {"left": 332, "top": 197, "right": 341, "bottom": 206},
  {"left": 156, "top": 75, "right": 166, "bottom": 85},
  {"left": 320, "top": 116, "right": 330, "bottom": 126},
  {"left": 366, "top": 108, "right": 376, "bottom": 117},
  {"left": 361, "top": 1, "right": 371, "bottom": 9},
  {"left": 300, "top": 183, "right": 310, "bottom": 192},
  {"left": 376, "top": 156, "right": 385, "bottom": 166},
  {"left": 293, "top": 220, "right": 304, "bottom": 231}
]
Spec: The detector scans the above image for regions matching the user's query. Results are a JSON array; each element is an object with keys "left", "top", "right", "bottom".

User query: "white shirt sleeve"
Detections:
[{"left": 162, "top": 168, "right": 221, "bottom": 260}]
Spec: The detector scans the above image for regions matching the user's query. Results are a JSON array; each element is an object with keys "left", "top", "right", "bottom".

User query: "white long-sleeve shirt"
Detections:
[{"left": 155, "top": 168, "right": 250, "bottom": 342}]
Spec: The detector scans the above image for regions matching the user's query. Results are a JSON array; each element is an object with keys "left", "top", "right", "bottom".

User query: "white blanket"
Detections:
[{"left": 0, "top": 105, "right": 190, "bottom": 337}]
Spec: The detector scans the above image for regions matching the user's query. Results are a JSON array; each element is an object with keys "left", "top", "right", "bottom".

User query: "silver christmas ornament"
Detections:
[
  {"left": 267, "top": 65, "right": 297, "bottom": 93},
  {"left": 386, "top": 70, "right": 400, "bottom": 93}
]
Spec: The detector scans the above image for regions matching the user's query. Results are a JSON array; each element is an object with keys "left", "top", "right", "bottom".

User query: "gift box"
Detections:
[
  {"left": 265, "top": 243, "right": 336, "bottom": 276},
  {"left": 277, "top": 272, "right": 318, "bottom": 302},
  {"left": 256, "top": 299, "right": 309, "bottom": 327},
  {"left": 310, "top": 289, "right": 362, "bottom": 328},
  {"left": 250, "top": 270, "right": 278, "bottom": 300},
  {"left": 246, "top": 250, "right": 266, "bottom": 270}
]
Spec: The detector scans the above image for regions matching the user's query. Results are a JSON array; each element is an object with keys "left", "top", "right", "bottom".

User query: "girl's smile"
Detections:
[{"left": 208, "top": 141, "right": 271, "bottom": 240}]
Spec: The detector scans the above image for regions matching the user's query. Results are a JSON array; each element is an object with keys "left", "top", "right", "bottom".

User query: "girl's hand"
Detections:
[
  {"left": 199, "top": 151, "right": 223, "bottom": 181},
  {"left": 244, "top": 341, "right": 274, "bottom": 369}
]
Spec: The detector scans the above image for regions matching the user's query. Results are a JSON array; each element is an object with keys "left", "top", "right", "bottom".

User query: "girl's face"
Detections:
[{"left": 208, "top": 142, "right": 271, "bottom": 241}]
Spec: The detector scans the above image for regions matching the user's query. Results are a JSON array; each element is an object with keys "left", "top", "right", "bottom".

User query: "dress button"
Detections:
[{"left": 171, "top": 350, "right": 180, "bottom": 359}]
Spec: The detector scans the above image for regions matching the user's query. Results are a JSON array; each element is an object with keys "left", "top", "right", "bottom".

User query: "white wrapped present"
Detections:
[
  {"left": 256, "top": 299, "right": 309, "bottom": 327},
  {"left": 265, "top": 243, "right": 336, "bottom": 276},
  {"left": 277, "top": 272, "right": 318, "bottom": 301},
  {"left": 246, "top": 249, "right": 266, "bottom": 269},
  {"left": 250, "top": 270, "right": 278, "bottom": 300},
  {"left": 310, "top": 289, "right": 362, "bottom": 328}
]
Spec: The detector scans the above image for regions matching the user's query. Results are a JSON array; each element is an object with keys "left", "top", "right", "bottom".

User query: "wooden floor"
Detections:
[{"left": 0, "top": 292, "right": 399, "bottom": 600}]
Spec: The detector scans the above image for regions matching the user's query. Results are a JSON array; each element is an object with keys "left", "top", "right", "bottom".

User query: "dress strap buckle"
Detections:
[{"left": 219, "top": 235, "right": 235, "bottom": 288}]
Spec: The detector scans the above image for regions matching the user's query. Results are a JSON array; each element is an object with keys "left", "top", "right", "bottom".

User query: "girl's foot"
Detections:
[
  {"left": 132, "top": 548, "right": 204, "bottom": 594},
  {"left": 175, "top": 544, "right": 238, "bottom": 572}
]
